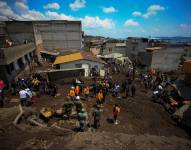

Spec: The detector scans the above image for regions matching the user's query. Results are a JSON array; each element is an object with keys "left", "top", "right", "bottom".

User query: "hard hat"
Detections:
[
  {"left": 158, "top": 85, "right": 163, "bottom": 90},
  {"left": 71, "top": 86, "right": 74, "bottom": 89},
  {"left": 81, "top": 108, "right": 85, "bottom": 112},
  {"left": 76, "top": 96, "right": 80, "bottom": 100}
]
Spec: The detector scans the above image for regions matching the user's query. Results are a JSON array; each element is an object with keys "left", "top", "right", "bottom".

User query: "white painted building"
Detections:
[{"left": 53, "top": 52, "right": 106, "bottom": 77}]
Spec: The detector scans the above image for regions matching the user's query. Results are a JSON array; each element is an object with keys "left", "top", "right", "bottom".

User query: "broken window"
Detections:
[
  {"left": 25, "top": 54, "right": 30, "bottom": 64},
  {"left": 10, "top": 63, "right": 14, "bottom": 72},
  {"left": 17, "top": 58, "right": 24, "bottom": 69},
  {"left": 5, "top": 65, "right": 11, "bottom": 75}
]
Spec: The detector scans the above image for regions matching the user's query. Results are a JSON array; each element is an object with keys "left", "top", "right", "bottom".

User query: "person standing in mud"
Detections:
[
  {"left": 78, "top": 108, "right": 88, "bottom": 132},
  {"left": 131, "top": 83, "right": 136, "bottom": 97},
  {"left": 63, "top": 96, "right": 74, "bottom": 119},
  {"left": 102, "top": 84, "right": 107, "bottom": 103},
  {"left": 0, "top": 79, "right": 5, "bottom": 107},
  {"left": 68, "top": 86, "right": 76, "bottom": 101},
  {"left": 113, "top": 104, "right": 120, "bottom": 124},
  {"left": 96, "top": 90, "right": 103, "bottom": 105},
  {"left": 92, "top": 104, "right": 102, "bottom": 129},
  {"left": 84, "top": 86, "right": 90, "bottom": 101},
  {"left": 125, "top": 81, "right": 129, "bottom": 98},
  {"left": 75, "top": 85, "right": 80, "bottom": 96},
  {"left": 0, "top": 89, "right": 4, "bottom": 108},
  {"left": 74, "top": 96, "right": 83, "bottom": 114}
]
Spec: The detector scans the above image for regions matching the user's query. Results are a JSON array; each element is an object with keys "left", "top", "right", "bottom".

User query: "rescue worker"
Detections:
[
  {"left": 102, "top": 84, "right": 107, "bottom": 103},
  {"left": 68, "top": 86, "right": 75, "bottom": 101},
  {"left": 75, "top": 85, "right": 80, "bottom": 96},
  {"left": 77, "top": 108, "right": 88, "bottom": 132},
  {"left": 96, "top": 90, "right": 103, "bottom": 105},
  {"left": 92, "top": 104, "right": 101, "bottom": 129},
  {"left": 63, "top": 96, "right": 74, "bottom": 119},
  {"left": 0, "top": 79, "right": 5, "bottom": 91},
  {"left": 50, "top": 83, "right": 57, "bottom": 97},
  {"left": 113, "top": 104, "right": 120, "bottom": 124},
  {"left": 32, "top": 78, "right": 40, "bottom": 91},
  {"left": 131, "top": 84, "right": 136, "bottom": 97},
  {"left": 0, "top": 89, "right": 4, "bottom": 108},
  {"left": 125, "top": 82, "right": 129, "bottom": 98},
  {"left": 113, "top": 83, "right": 120, "bottom": 98},
  {"left": 84, "top": 86, "right": 90, "bottom": 100},
  {"left": 0, "top": 79, "right": 5, "bottom": 108},
  {"left": 74, "top": 96, "right": 83, "bottom": 114},
  {"left": 25, "top": 88, "right": 33, "bottom": 105},
  {"left": 19, "top": 87, "right": 30, "bottom": 106}
]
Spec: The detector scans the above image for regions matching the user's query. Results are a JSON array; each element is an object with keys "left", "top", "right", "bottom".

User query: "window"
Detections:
[
  {"left": 17, "top": 58, "right": 24, "bottom": 69},
  {"left": 5, "top": 65, "right": 11, "bottom": 75},
  {"left": 75, "top": 63, "right": 82, "bottom": 68},
  {"left": 10, "top": 63, "right": 14, "bottom": 72}
]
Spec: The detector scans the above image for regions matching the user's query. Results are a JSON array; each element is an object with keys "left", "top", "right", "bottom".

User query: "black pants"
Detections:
[
  {"left": 94, "top": 119, "right": 100, "bottom": 129},
  {"left": 0, "top": 100, "right": 4, "bottom": 108},
  {"left": 131, "top": 90, "right": 135, "bottom": 97},
  {"left": 113, "top": 115, "right": 117, "bottom": 122},
  {"left": 20, "top": 98, "right": 27, "bottom": 106}
]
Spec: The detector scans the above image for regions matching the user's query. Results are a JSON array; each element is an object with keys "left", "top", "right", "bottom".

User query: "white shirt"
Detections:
[
  {"left": 19, "top": 90, "right": 28, "bottom": 99},
  {"left": 25, "top": 88, "right": 32, "bottom": 98},
  {"left": 153, "top": 91, "right": 159, "bottom": 95}
]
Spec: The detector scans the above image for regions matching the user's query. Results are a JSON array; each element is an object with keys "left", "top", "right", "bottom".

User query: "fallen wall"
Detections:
[{"left": 46, "top": 68, "right": 85, "bottom": 82}]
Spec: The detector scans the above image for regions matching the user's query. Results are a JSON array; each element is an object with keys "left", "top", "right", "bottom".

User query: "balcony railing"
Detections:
[{"left": 0, "top": 43, "right": 35, "bottom": 65}]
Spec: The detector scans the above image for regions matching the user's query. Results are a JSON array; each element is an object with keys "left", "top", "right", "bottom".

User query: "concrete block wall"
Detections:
[
  {"left": 34, "top": 21, "right": 82, "bottom": 52},
  {"left": 137, "top": 52, "right": 152, "bottom": 66},
  {"left": 47, "top": 69, "right": 85, "bottom": 82},
  {"left": 151, "top": 47, "right": 184, "bottom": 72},
  {"left": 1, "top": 43, "right": 35, "bottom": 65},
  {"left": 6, "top": 21, "right": 34, "bottom": 44}
]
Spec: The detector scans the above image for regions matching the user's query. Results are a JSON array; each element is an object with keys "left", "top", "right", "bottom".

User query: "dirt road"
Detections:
[{"left": 0, "top": 74, "right": 190, "bottom": 149}]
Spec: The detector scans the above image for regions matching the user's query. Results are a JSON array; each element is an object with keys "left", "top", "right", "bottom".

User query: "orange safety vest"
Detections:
[
  {"left": 97, "top": 92, "right": 103, "bottom": 101},
  {"left": 68, "top": 89, "right": 75, "bottom": 97},
  {"left": 84, "top": 87, "right": 90, "bottom": 95},
  {"left": 75, "top": 86, "right": 80, "bottom": 95}
]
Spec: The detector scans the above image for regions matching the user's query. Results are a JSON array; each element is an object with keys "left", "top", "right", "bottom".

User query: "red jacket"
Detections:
[
  {"left": 113, "top": 106, "right": 120, "bottom": 116},
  {"left": 0, "top": 80, "right": 5, "bottom": 90}
]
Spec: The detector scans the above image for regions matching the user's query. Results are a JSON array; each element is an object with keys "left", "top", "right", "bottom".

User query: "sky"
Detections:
[{"left": 0, "top": 0, "right": 191, "bottom": 38}]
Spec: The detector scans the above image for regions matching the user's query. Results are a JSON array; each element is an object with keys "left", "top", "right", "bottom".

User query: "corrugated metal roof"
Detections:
[
  {"left": 53, "top": 51, "right": 106, "bottom": 65},
  {"left": 54, "top": 52, "right": 83, "bottom": 65}
]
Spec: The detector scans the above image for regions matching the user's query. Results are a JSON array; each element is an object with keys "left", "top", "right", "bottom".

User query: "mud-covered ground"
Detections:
[{"left": 0, "top": 74, "right": 191, "bottom": 150}]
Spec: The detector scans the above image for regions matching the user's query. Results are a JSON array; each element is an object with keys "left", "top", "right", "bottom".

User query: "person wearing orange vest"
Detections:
[
  {"left": 68, "top": 87, "right": 75, "bottom": 101},
  {"left": 96, "top": 90, "right": 103, "bottom": 105},
  {"left": 113, "top": 104, "right": 120, "bottom": 124},
  {"left": 84, "top": 86, "right": 90, "bottom": 100},
  {"left": 75, "top": 85, "right": 80, "bottom": 96}
]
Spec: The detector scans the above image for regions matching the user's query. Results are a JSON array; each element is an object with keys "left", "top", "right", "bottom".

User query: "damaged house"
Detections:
[{"left": 53, "top": 51, "right": 106, "bottom": 77}]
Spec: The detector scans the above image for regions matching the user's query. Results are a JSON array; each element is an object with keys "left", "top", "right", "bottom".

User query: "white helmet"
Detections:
[
  {"left": 71, "top": 86, "right": 74, "bottom": 89},
  {"left": 81, "top": 108, "right": 86, "bottom": 112},
  {"left": 76, "top": 96, "right": 80, "bottom": 100},
  {"left": 158, "top": 85, "right": 163, "bottom": 90}
]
